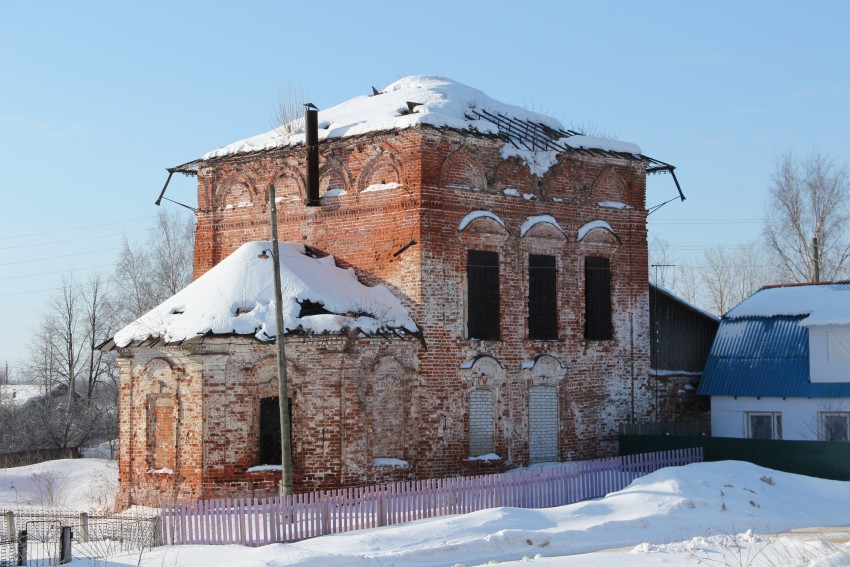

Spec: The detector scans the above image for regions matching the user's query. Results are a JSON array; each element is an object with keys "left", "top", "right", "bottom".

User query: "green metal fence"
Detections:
[{"left": 619, "top": 434, "right": 850, "bottom": 481}]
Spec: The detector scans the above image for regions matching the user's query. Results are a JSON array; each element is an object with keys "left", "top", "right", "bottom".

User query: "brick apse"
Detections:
[{"left": 106, "top": 77, "right": 681, "bottom": 507}]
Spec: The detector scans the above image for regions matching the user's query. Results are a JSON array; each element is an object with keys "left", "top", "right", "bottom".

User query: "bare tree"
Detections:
[
  {"left": 113, "top": 209, "right": 194, "bottom": 326},
  {"left": 271, "top": 85, "right": 306, "bottom": 134},
  {"left": 113, "top": 237, "right": 156, "bottom": 324},
  {"left": 649, "top": 235, "right": 677, "bottom": 289},
  {"left": 7, "top": 274, "right": 118, "bottom": 452},
  {"left": 763, "top": 152, "right": 850, "bottom": 282},
  {"left": 700, "top": 244, "right": 773, "bottom": 315},
  {"left": 150, "top": 209, "right": 195, "bottom": 299},
  {"left": 673, "top": 257, "right": 702, "bottom": 307}
]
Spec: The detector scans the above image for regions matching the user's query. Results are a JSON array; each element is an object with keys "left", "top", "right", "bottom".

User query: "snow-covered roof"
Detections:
[
  {"left": 109, "top": 242, "right": 418, "bottom": 348},
  {"left": 725, "top": 282, "right": 850, "bottom": 326},
  {"left": 201, "top": 76, "right": 641, "bottom": 162}
]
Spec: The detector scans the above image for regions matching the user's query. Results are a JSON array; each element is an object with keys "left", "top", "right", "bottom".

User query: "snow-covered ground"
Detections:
[
  {"left": 0, "top": 458, "right": 117, "bottom": 512},
  {"left": 1, "top": 458, "right": 848, "bottom": 565}
]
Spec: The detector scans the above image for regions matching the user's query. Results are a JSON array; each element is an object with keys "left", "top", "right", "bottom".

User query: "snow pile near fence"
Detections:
[
  {"left": 127, "top": 461, "right": 850, "bottom": 566},
  {"left": 0, "top": 458, "right": 117, "bottom": 512}
]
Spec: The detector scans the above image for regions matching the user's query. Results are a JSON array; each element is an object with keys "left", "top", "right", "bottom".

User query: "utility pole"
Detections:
[{"left": 268, "top": 184, "right": 294, "bottom": 496}]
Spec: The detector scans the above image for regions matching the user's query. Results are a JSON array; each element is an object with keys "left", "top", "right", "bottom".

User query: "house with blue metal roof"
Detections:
[{"left": 699, "top": 282, "right": 850, "bottom": 441}]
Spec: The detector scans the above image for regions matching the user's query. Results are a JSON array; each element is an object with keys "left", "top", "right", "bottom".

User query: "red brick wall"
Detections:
[{"left": 118, "top": 124, "right": 656, "bottom": 505}]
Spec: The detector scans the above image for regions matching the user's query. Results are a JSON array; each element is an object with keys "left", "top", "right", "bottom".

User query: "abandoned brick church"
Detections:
[{"left": 103, "top": 76, "right": 683, "bottom": 507}]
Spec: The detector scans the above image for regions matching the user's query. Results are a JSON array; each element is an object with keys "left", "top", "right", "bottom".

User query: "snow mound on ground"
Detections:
[
  {"left": 0, "top": 458, "right": 117, "bottom": 513},
  {"left": 119, "top": 461, "right": 850, "bottom": 567}
]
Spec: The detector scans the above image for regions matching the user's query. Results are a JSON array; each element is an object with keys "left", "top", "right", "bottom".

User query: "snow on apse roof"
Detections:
[
  {"left": 109, "top": 242, "right": 418, "bottom": 348},
  {"left": 724, "top": 282, "right": 850, "bottom": 326},
  {"left": 201, "top": 76, "right": 642, "bottom": 161}
]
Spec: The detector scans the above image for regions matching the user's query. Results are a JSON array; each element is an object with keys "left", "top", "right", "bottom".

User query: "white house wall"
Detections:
[
  {"left": 711, "top": 396, "right": 850, "bottom": 441},
  {"left": 809, "top": 326, "right": 850, "bottom": 383}
]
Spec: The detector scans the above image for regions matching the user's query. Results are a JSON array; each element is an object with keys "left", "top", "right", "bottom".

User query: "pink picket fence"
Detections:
[{"left": 161, "top": 448, "right": 702, "bottom": 546}]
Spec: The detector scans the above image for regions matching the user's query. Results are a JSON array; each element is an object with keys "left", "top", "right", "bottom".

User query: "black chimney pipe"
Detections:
[{"left": 305, "top": 108, "right": 320, "bottom": 206}]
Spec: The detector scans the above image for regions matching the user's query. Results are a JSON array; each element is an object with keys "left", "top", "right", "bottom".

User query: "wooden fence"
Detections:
[{"left": 161, "top": 448, "right": 702, "bottom": 546}]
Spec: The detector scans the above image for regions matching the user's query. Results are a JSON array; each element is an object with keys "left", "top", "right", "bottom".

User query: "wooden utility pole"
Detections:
[{"left": 268, "top": 184, "right": 294, "bottom": 496}]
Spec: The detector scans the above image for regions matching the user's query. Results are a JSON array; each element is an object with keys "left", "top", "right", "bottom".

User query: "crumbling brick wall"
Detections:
[{"left": 119, "top": 123, "right": 656, "bottom": 504}]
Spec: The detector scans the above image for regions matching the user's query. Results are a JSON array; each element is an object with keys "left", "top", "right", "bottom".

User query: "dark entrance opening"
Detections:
[{"left": 259, "top": 396, "right": 292, "bottom": 465}]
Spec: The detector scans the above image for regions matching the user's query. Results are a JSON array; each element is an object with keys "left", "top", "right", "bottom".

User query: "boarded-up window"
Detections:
[
  {"left": 529, "top": 255, "right": 557, "bottom": 340},
  {"left": 372, "top": 378, "right": 405, "bottom": 458},
  {"left": 584, "top": 256, "right": 612, "bottom": 340},
  {"left": 151, "top": 397, "right": 175, "bottom": 470},
  {"left": 528, "top": 386, "right": 559, "bottom": 464},
  {"left": 260, "top": 396, "right": 291, "bottom": 465},
  {"left": 469, "top": 389, "right": 494, "bottom": 456},
  {"left": 468, "top": 251, "right": 500, "bottom": 340}
]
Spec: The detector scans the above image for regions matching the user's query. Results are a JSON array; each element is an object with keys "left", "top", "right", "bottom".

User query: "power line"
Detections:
[
  {"left": 0, "top": 264, "right": 115, "bottom": 281},
  {"left": 0, "top": 216, "right": 158, "bottom": 240},
  {"left": 0, "top": 228, "right": 154, "bottom": 252}
]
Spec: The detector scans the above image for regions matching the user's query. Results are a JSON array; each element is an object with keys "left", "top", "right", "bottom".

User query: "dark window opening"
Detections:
[
  {"left": 529, "top": 254, "right": 557, "bottom": 340},
  {"left": 467, "top": 250, "right": 500, "bottom": 340},
  {"left": 259, "top": 396, "right": 292, "bottom": 465},
  {"left": 584, "top": 256, "right": 612, "bottom": 340}
]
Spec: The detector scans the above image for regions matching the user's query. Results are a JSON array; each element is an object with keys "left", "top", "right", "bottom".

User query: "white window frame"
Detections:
[
  {"left": 745, "top": 412, "right": 782, "bottom": 440},
  {"left": 819, "top": 412, "right": 850, "bottom": 442}
]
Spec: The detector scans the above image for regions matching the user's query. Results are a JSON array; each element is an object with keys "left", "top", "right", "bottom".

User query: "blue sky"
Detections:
[{"left": 1, "top": 1, "right": 849, "bottom": 367}]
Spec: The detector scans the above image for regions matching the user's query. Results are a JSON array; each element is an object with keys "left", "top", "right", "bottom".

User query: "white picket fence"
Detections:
[{"left": 161, "top": 448, "right": 703, "bottom": 546}]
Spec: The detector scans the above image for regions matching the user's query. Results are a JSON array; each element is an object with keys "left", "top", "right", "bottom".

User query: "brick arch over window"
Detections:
[
  {"left": 213, "top": 173, "right": 256, "bottom": 211},
  {"left": 358, "top": 151, "right": 402, "bottom": 192},
  {"left": 440, "top": 148, "right": 485, "bottom": 191},
  {"left": 457, "top": 211, "right": 510, "bottom": 237},
  {"left": 319, "top": 157, "right": 352, "bottom": 195},
  {"left": 590, "top": 167, "right": 628, "bottom": 203},
  {"left": 527, "top": 355, "right": 566, "bottom": 385},
  {"left": 493, "top": 156, "right": 534, "bottom": 194},
  {"left": 241, "top": 355, "right": 304, "bottom": 466},
  {"left": 461, "top": 355, "right": 506, "bottom": 387}
]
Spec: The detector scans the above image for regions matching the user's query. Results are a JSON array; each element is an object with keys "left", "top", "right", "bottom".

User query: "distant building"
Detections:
[
  {"left": 103, "top": 76, "right": 684, "bottom": 507},
  {"left": 699, "top": 282, "right": 850, "bottom": 441},
  {"left": 649, "top": 284, "right": 719, "bottom": 422}
]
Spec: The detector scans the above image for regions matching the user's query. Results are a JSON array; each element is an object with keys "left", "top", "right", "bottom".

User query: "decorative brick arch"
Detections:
[
  {"left": 520, "top": 216, "right": 566, "bottom": 241},
  {"left": 269, "top": 166, "right": 307, "bottom": 205},
  {"left": 540, "top": 158, "right": 572, "bottom": 201},
  {"left": 358, "top": 150, "right": 402, "bottom": 192},
  {"left": 591, "top": 167, "right": 628, "bottom": 203},
  {"left": 213, "top": 172, "right": 256, "bottom": 211},
  {"left": 493, "top": 156, "right": 534, "bottom": 195},
  {"left": 243, "top": 355, "right": 303, "bottom": 400},
  {"left": 579, "top": 225, "right": 621, "bottom": 246},
  {"left": 440, "top": 147, "right": 485, "bottom": 191},
  {"left": 457, "top": 211, "right": 511, "bottom": 238},
  {"left": 524, "top": 354, "right": 566, "bottom": 386},
  {"left": 319, "top": 156, "right": 352, "bottom": 195}
]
